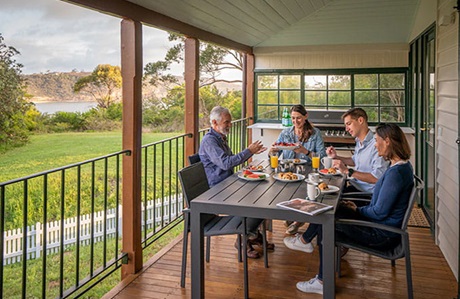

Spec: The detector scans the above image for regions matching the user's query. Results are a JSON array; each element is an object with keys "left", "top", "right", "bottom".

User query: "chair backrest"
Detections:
[
  {"left": 188, "top": 153, "right": 201, "bottom": 165},
  {"left": 401, "top": 175, "right": 424, "bottom": 230},
  {"left": 178, "top": 162, "right": 210, "bottom": 208}
]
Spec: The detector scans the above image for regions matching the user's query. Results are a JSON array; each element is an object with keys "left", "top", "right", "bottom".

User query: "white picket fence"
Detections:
[{"left": 3, "top": 196, "right": 184, "bottom": 265}]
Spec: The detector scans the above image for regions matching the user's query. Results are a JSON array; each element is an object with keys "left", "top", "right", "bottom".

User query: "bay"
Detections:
[{"left": 33, "top": 101, "right": 98, "bottom": 114}]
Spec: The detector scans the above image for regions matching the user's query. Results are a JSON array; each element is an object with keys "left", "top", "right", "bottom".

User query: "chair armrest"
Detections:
[
  {"left": 341, "top": 197, "right": 371, "bottom": 203},
  {"left": 336, "top": 218, "right": 406, "bottom": 236},
  {"left": 342, "top": 191, "right": 373, "bottom": 198}
]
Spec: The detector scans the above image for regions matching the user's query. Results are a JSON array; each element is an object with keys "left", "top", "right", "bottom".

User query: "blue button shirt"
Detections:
[
  {"left": 199, "top": 128, "right": 252, "bottom": 187},
  {"left": 349, "top": 130, "right": 389, "bottom": 192},
  {"left": 276, "top": 126, "right": 326, "bottom": 160}
]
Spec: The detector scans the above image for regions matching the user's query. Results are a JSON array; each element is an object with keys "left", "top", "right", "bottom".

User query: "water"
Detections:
[{"left": 33, "top": 101, "right": 98, "bottom": 114}]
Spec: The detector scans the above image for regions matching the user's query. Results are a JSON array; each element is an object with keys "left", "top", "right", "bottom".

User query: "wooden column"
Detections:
[
  {"left": 120, "top": 18, "right": 143, "bottom": 277},
  {"left": 184, "top": 37, "right": 200, "bottom": 163},
  {"left": 245, "top": 53, "right": 255, "bottom": 145}
]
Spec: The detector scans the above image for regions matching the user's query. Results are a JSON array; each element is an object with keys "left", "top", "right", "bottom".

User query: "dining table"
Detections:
[{"left": 190, "top": 159, "right": 345, "bottom": 299}]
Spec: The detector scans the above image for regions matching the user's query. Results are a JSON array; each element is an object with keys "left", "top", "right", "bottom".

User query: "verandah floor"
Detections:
[{"left": 103, "top": 220, "right": 457, "bottom": 299}]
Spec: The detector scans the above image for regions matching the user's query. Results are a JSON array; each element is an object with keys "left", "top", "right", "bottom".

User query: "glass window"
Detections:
[{"left": 255, "top": 69, "right": 407, "bottom": 125}]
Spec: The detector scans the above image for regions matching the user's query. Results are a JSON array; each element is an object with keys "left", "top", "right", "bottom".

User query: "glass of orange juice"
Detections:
[
  {"left": 311, "top": 152, "right": 320, "bottom": 171},
  {"left": 270, "top": 152, "right": 279, "bottom": 169}
]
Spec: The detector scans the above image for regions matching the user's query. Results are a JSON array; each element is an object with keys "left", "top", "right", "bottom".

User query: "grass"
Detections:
[
  {"left": 0, "top": 130, "right": 185, "bottom": 298},
  {"left": 0, "top": 131, "right": 178, "bottom": 182}
]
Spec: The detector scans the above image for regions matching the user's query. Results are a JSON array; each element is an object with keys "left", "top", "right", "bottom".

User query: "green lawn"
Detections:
[
  {"left": 0, "top": 131, "right": 179, "bottom": 182},
  {"left": 0, "top": 131, "right": 185, "bottom": 298}
]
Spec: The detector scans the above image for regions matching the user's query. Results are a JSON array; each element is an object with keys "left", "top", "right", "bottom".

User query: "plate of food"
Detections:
[
  {"left": 238, "top": 170, "right": 269, "bottom": 181},
  {"left": 273, "top": 142, "right": 299, "bottom": 151},
  {"left": 318, "top": 182, "right": 340, "bottom": 194},
  {"left": 273, "top": 172, "right": 305, "bottom": 182},
  {"left": 243, "top": 164, "right": 265, "bottom": 172},
  {"left": 319, "top": 168, "right": 342, "bottom": 176},
  {"left": 290, "top": 158, "right": 307, "bottom": 165}
]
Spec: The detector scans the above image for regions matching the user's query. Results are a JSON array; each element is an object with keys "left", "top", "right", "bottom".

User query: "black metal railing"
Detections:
[
  {"left": 140, "top": 133, "right": 189, "bottom": 248},
  {"left": 0, "top": 117, "right": 251, "bottom": 298},
  {"left": 0, "top": 150, "right": 129, "bottom": 299}
]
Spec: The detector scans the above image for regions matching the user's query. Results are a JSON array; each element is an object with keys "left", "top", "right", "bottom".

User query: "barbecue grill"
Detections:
[{"left": 307, "top": 110, "right": 355, "bottom": 147}]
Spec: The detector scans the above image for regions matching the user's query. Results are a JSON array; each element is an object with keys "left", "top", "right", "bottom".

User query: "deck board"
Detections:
[{"left": 104, "top": 221, "right": 457, "bottom": 298}]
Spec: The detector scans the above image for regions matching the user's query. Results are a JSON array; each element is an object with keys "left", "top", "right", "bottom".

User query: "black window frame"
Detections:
[{"left": 254, "top": 68, "right": 409, "bottom": 126}]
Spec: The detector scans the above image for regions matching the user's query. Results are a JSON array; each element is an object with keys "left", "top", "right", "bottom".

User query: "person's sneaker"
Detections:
[
  {"left": 296, "top": 275, "right": 323, "bottom": 294},
  {"left": 283, "top": 235, "right": 314, "bottom": 253}
]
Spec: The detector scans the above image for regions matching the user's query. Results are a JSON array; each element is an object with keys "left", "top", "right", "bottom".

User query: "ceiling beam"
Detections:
[{"left": 62, "top": 0, "right": 253, "bottom": 54}]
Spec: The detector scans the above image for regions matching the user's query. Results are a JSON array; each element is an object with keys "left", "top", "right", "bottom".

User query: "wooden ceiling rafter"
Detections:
[{"left": 62, "top": 0, "right": 253, "bottom": 54}]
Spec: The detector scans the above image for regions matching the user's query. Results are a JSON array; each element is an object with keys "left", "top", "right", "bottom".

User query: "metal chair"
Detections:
[
  {"left": 188, "top": 153, "right": 201, "bottom": 165},
  {"left": 178, "top": 162, "right": 268, "bottom": 297},
  {"left": 335, "top": 175, "right": 424, "bottom": 299}
]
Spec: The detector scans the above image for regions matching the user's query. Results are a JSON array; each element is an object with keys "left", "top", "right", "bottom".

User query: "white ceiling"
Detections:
[{"left": 126, "top": 0, "right": 421, "bottom": 49}]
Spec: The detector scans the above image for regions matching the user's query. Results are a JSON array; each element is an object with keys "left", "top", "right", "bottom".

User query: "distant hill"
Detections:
[
  {"left": 23, "top": 71, "right": 242, "bottom": 103},
  {"left": 24, "top": 71, "right": 93, "bottom": 102}
]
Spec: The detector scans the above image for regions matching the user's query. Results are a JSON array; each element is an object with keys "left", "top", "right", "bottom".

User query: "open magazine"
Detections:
[{"left": 276, "top": 198, "right": 333, "bottom": 216}]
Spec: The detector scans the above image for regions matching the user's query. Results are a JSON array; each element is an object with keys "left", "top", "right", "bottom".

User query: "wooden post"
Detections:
[
  {"left": 184, "top": 37, "right": 200, "bottom": 164},
  {"left": 245, "top": 53, "right": 255, "bottom": 145},
  {"left": 120, "top": 18, "right": 143, "bottom": 277}
]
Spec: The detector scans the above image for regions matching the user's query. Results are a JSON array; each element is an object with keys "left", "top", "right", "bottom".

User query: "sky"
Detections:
[{"left": 0, "top": 0, "right": 184, "bottom": 75}]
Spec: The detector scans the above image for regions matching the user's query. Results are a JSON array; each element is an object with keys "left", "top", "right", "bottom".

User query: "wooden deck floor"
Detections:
[{"left": 104, "top": 221, "right": 457, "bottom": 299}]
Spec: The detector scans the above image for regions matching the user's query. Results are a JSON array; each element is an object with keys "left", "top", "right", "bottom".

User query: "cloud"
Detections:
[{"left": 0, "top": 0, "right": 175, "bottom": 74}]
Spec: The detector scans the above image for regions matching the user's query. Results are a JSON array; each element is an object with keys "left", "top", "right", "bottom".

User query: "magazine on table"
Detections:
[{"left": 276, "top": 198, "right": 333, "bottom": 216}]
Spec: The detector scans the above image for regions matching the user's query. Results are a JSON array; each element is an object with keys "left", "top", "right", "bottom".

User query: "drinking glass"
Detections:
[
  {"left": 311, "top": 152, "right": 320, "bottom": 171},
  {"left": 270, "top": 152, "right": 279, "bottom": 169}
]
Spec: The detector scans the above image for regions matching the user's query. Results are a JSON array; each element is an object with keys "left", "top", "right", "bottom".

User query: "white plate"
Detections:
[
  {"left": 319, "top": 168, "right": 342, "bottom": 176},
  {"left": 238, "top": 172, "right": 269, "bottom": 181},
  {"left": 273, "top": 173, "right": 305, "bottom": 182},
  {"left": 319, "top": 185, "right": 340, "bottom": 194},
  {"left": 283, "top": 158, "right": 307, "bottom": 165},
  {"left": 243, "top": 164, "right": 265, "bottom": 172},
  {"left": 304, "top": 178, "right": 324, "bottom": 185},
  {"left": 275, "top": 145, "right": 299, "bottom": 150}
]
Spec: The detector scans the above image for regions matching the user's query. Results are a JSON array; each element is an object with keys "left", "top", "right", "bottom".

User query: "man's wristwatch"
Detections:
[{"left": 347, "top": 168, "right": 355, "bottom": 177}]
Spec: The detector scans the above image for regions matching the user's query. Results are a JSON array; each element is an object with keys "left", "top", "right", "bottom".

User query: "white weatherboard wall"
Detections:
[{"left": 436, "top": 0, "right": 459, "bottom": 280}]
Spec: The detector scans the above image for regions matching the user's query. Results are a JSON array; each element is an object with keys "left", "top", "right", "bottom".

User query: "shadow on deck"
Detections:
[{"left": 104, "top": 220, "right": 456, "bottom": 298}]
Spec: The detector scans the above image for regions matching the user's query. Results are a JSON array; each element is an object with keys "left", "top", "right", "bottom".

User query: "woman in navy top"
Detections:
[{"left": 285, "top": 123, "right": 414, "bottom": 295}]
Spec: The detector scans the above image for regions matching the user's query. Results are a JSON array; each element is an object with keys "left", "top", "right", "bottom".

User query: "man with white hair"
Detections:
[
  {"left": 199, "top": 106, "right": 272, "bottom": 258},
  {"left": 199, "top": 106, "right": 266, "bottom": 187}
]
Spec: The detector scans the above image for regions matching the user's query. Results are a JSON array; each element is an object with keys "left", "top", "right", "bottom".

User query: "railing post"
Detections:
[{"left": 121, "top": 18, "right": 143, "bottom": 277}]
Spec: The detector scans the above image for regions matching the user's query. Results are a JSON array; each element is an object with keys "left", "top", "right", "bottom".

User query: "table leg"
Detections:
[
  {"left": 322, "top": 216, "right": 336, "bottom": 299},
  {"left": 191, "top": 209, "right": 205, "bottom": 299}
]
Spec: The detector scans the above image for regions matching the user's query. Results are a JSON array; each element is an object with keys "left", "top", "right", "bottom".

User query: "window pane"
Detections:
[
  {"left": 381, "top": 90, "right": 404, "bottom": 106},
  {"left": 305, "top": 105, "right": 327, "bottom": 110},
  {"left": 258, "top": 91, "right": 278, "bottom": 104},
  {"left": 380, "top": 107, "right": 405, "bottom": 122},
  {"left": 280, "top": 75, "right": 301, "bottom": 89},
  {"left": 355, "top": 91, "right": 378, "bottom": 105},
  {"left": 380, "top": 74, "right": 404, "bottom": 89},
  {"left": 328, "top": 75, "right": 350, "bottom": 90},
  {"left": 280, "top": 90, "right": 301, "bottom": 104},
  {"left": 305, "top": 91, "right": 326, "bottom": 105},
  {"left": 257, "top": 106, "right": 278, "bottom": 120},
  {"left": 355, "top": 74, "right": 378, "bottom": 89},
  {"left": 362, "top": 107, "right": 378, "bottom": 122},
  {"left": 305, "top": 75, "right": 326, "bottom": 90},
  {"left": 258, "top": 75, "right": 278, "bottom": 89},
  {"left": 329, "top": 91, "right": 351, "bottom": 106}
]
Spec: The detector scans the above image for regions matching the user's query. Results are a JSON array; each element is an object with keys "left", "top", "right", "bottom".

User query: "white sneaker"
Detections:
[
  {"left": 296, "top": 275, "right": 323, "bottom": 294},
  {"left": 283, "top": 235, "right": 314, "bottom": 253}
]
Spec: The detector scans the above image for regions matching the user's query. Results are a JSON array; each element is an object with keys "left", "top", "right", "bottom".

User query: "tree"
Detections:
[
  {"left": 0, "top": 34, "right": 30, "bottom": 147},
  {"left": 73, "top": 64, "right": 122, "bottom": 108},
  {"left": 144, "top": 33, "right": 243, "bottom": 88}
]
